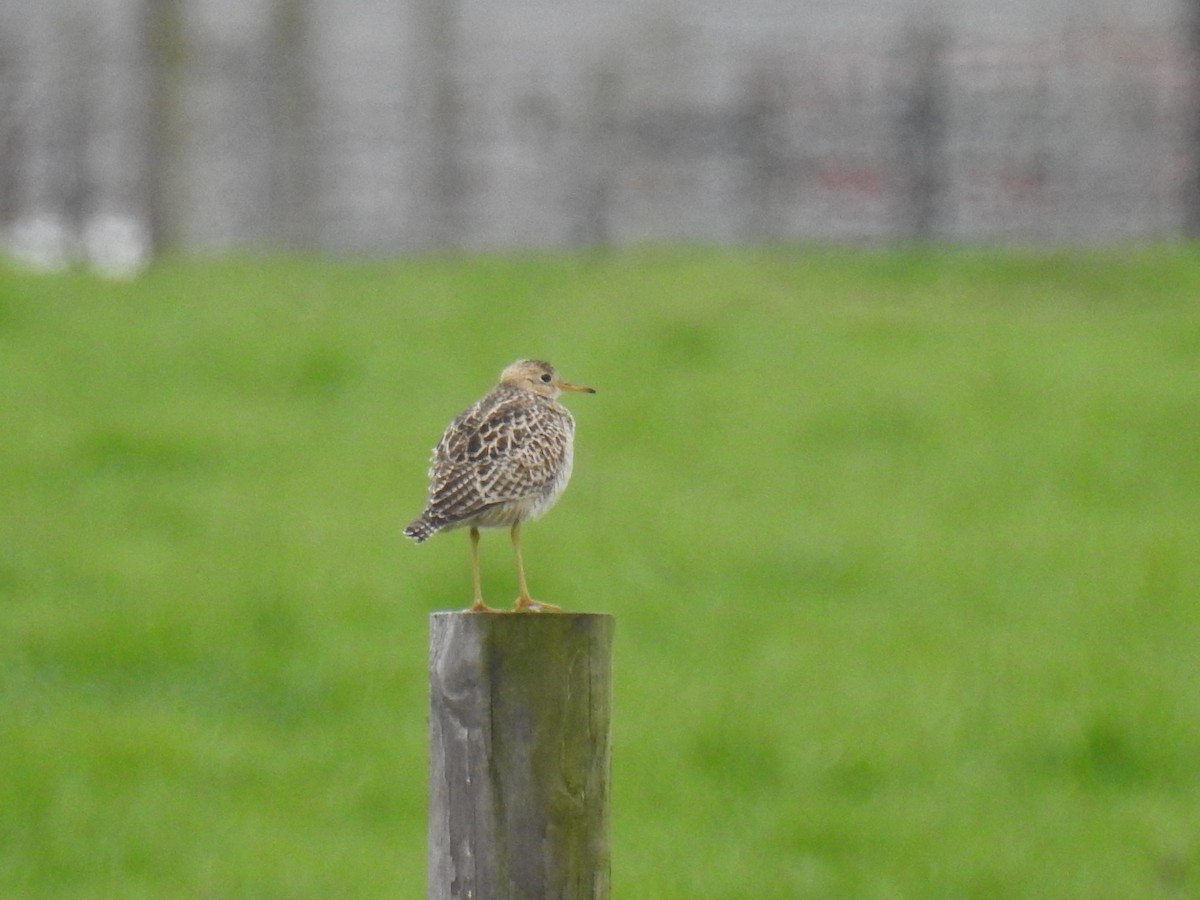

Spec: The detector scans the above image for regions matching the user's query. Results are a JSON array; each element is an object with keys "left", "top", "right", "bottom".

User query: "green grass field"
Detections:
[{"left": 2, "top": 246, "right": 1198, "bottom": 898}]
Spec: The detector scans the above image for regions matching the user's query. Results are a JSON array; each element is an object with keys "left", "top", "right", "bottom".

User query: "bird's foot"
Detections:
[
  {"left": 466, "top": 599, "right": 502, "bottom": 613},
  {"left": 513, "top": 596, "right": 562, "bottom": 613}
]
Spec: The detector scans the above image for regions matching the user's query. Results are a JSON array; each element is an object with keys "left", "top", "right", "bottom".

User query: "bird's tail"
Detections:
[{"left": 404, "top": 516, "right": 441, "bottom": 543}]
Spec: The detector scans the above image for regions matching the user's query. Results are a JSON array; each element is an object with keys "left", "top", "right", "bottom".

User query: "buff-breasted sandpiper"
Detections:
[{"left": 404, "top": 359, "right": 595, "bottom": 612}]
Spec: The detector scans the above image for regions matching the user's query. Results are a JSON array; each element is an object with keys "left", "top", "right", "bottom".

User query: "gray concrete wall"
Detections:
[{"left": 0, "top": 0, "right": 1191, "bottom": 267}]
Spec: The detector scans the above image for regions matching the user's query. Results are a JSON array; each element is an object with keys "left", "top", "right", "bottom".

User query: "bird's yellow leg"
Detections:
[
  {"left": 466, "top": 527, "right": 498, "bottom": 612},
  {"left": 511, "top": 521, "right": 560, "bottom": 612}
]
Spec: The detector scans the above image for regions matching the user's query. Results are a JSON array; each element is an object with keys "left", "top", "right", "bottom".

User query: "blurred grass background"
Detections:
[{"left": 1, "top": 246, "right": 1198, "bottom": 898}]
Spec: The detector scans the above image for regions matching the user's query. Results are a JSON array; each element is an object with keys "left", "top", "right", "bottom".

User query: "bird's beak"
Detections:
[{"left": 558, "top": 380, "right": 596, "bottom": 394}]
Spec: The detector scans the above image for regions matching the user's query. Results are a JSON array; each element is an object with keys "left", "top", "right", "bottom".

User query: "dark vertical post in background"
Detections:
[
  {"left": 741, "top": 63, "right": 793, "bottom": 243},
  {"left": 428, "top": 612, "right": 613, "bottom": 900},
  {"left": 418, "top": 0, "right": 467, "bottom": 250},
  {"left": 145, "top": 0, "right": 182, "bottom": 252},
  {"left": 894, "top": 21, "right": 949, "bottom": 240},
  {"left": 0, "top": 5, "right": 22, "bottom": 225},
  {"left": 1184, "top": 0, "right": 1200, "bottom": 235},
  {"left": 266, "top": 0, "right": 317, "bottom": 251},
  {"left": 574, "top": 63, "right": 622, "bottom": 248}
]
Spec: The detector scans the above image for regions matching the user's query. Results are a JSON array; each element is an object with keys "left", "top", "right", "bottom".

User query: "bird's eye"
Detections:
[{"left": 539, "top": 373, "right": 552, "bottom": 383}]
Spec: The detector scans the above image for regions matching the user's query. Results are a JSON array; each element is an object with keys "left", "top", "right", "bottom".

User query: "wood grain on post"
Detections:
[{"left": 428, "top": 612, "right": 614, "bottom": 900}]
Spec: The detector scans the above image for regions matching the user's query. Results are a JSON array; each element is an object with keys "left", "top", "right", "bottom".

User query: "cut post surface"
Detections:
[{"left": 428, "top": 612, "right": 613, "bottom": 900}]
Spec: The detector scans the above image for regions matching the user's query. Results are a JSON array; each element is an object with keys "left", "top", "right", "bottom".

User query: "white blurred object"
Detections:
[
  {"left": 5, "top": 213, "right": 76, "bottom": 272},
  {"left": 82, "top": 212, "right": 152, "bottom": 279}
]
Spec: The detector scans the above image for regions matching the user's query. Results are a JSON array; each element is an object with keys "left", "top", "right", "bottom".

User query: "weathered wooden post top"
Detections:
[{"left": 428, "top": 611, "right": 614, "bottom": 900}]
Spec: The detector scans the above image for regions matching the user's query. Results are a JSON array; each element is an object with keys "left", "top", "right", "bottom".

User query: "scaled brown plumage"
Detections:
[{"left": 404, "top": 359, "right": 594, "bottom": 612}]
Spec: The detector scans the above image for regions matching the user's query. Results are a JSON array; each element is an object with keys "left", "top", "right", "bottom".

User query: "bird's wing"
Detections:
[{"left": 422, "top": 391, "right": 572, "bottom": 524}]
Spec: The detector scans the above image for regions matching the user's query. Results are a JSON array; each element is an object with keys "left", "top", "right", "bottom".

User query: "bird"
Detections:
[{"left": 404, "top": 359, "right": 595, "bottom": 612}]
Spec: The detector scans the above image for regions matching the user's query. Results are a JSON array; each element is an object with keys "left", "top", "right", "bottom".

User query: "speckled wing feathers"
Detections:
[{"left": 404, "top": 385, "right": 576, "bottom": 541}]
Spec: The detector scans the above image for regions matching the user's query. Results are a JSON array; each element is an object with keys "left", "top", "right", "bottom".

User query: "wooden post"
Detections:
[{"left": 428, "top": 612, "right": 613, "bottom": 900}]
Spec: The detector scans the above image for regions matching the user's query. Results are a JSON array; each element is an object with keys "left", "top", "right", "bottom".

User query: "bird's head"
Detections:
[{"left": 498, "top": 359, "right": 595, "bottom": 399}]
